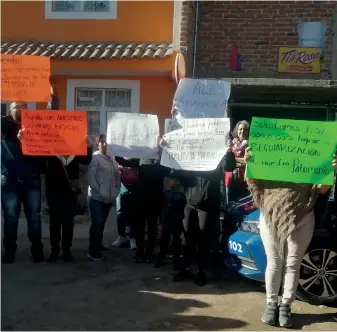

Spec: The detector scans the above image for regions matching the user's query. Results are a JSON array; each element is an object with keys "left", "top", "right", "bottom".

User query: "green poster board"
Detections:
[{"left": 246, "top": 117, "right": 337, "bottom": 185}]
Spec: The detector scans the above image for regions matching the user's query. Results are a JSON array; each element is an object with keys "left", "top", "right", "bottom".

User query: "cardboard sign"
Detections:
[
  {"left": 173, "top": 78, "right": 231, "bottom": 120},
  {"left": 164, "top": 118, "right": 182, "bottom": 134},
  {"left": 161, "top": 118, "right": 231, "bottom": 171},
  {"left": 246, "top": 117, "right": 337, "bottom": 185},
  {"left": 107, "top": 112, "right": 159, "bottom": 158},
  {"left": 1, "top": 54, "right": 50, "bottom": 102},
  {"left": 21, "top": 110, "right": 87, "bottom": 156},
  {"left": 278, "top": 47, "right": 322, "bottom": 73}
]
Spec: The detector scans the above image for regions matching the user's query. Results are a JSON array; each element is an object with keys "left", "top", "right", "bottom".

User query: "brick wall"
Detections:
[{"left": 181, "top": 1, "right": 336, "bottom": 79}]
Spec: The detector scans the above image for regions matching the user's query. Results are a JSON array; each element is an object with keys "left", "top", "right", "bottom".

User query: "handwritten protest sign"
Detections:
[
  {"left": 173, "top": 78, "right": 231, "bottom": 120},
  {"left": 21, "top": 110, "right": 87, "bottom": 156},
  {"left": 246, "top": 117, "right": 337, "bottom": 185},
  {"left": 161, "top": 118, "right": 230, "bottom": 171},
  {"left": 1, "top": 54, "right": 50, "bottom": 102},
  {"left": 164, "top": 118, "right": 182, "bottom": 134},
  {"left": 107, "top": 112, "right": 159, "bottom": 158}
]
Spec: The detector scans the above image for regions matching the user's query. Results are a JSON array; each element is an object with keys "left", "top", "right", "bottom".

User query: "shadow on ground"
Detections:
[{"left": 1, "top": 220, "right": 336, "bottom": 331}]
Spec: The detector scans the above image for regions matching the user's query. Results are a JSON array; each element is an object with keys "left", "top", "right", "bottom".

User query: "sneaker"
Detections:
[
  {"left": 261, "top": 302, "right": 279, "bottom": 326},
  {"left": 194, "top": 270, "right": 207, "bottom": 287},
  {"left": 2, "top": 250, "right": 16, "bottom": 264},
  {"left": 62, "top": 249, "right": 73, "bottom": 262},
  {"left": 173, "top": 269, "right": 191, "bottom": 282},
  {"left": 333, "top": 313, "right": 337, "bottom": 322},
  {"left": 279, "top": 303, "right": 292, "bottom": 328},
  {"left": 48, "top": 249, "right": 60, "bottom": 263},
  {"left": 112, "top": 236, "right": 128, "bottom": 248},
  {"left": 133, "top": 251, "right": 145, "bottom": 263},
  {"left": 130, "top": 238, "right": 137, "bottom": 250},
  {"left": 87, "top": 251, "right": 104, "bottom": 261}
]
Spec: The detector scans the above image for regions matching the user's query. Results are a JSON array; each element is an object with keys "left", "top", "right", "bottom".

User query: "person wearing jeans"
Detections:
[
  {"left": 245, "top": 150, "right": 337, "bottom": 328},
  {"left": 87, "top": 135, "right": 121, "bottom": 261},
  {"left": 1, "top": 86, "right": 58, "bottom": 263},
  {"left": 1, "top": 137, "right": 44, "bottom": 263},
  {"left": 112, "top": 161, "right": 138, "bottom": 249},
  {"left": 155, "top": 171, "right": 186, "bottom": 269}
]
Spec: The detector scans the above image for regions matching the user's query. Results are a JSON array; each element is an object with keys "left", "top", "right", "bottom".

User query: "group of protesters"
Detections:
[{"left": 2, "top": 82, "right": 337, "bottom": 328}]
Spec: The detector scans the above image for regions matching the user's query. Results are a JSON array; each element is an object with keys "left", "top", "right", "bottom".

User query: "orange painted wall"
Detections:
[
  {"left": 1, "top": 1, "right": 173, "bottom": 42},
  {"left": 37, "top": 75, "right": 176, "bottom": 133}
]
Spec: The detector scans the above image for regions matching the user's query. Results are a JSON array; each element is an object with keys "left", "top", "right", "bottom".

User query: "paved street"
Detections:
[{"left": 1, "top": 215, "right": 337, "bottom": 331}]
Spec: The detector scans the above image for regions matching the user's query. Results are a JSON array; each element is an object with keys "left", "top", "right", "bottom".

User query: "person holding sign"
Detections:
[
  {"left": 1, "top": 81, "right": 58, "bottom": 264},
  {"left": 87, "top": 134, "right": 121, "bottom": 261},
  {"left": 244, "top": 149, "right": 337, "bottom": 328},
  {"left": 226, "top": 120, "right": 250, "bottom": 202},
  {"left": 172, "top": 151, "right": 237, "bottom": 287},
  {"left": 115, "top": 156, "right": 169, "bottom": 263},
  {"left": 46, "top": 137, "right": 93, "bottom": 263}
]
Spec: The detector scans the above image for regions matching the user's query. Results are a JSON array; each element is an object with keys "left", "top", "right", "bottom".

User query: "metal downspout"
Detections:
[{"left": 192, "top": 1, "right": 200, "bottom": 78}]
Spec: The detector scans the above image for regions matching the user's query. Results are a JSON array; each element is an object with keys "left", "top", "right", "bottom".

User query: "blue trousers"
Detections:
[
  {"left": 1, "top": 176, "right": 42, "bottom": 251},
  {"left": 88, "top": 196, "right": 113, "bottom": 252},
  {"left": 116, "top": 184, "right": 135, "bottom": 237}
]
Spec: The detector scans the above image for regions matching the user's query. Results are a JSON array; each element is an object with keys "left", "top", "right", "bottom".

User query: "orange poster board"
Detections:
[
  {"left": 1, "top": 54, "right": 50, "bottom": 102},
  {"left": 21, "top": 110, "right": 87, "bottom": 156}
]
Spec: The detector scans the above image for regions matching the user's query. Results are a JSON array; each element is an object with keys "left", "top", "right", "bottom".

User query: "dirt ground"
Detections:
[{"left": 1, "top": 214, "right": 337, "bottom": 331}]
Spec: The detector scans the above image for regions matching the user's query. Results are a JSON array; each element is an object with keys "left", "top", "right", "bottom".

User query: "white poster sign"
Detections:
[
  {"left": 161, "top": 118, "right": 230, "bottom": 171},
  {"left": 173, "top": 78, "right": 231, "bottom": 120},
  {"left": 107, "top": 112, "right": 159, "bottom": 158},
  {"left": 164, "top": 118, "right": 182, "bottom": 134}
]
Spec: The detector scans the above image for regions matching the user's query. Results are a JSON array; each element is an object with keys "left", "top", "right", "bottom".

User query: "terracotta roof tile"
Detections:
[{"left": 1, "top": 40, "right": 173, "bottom": 60}]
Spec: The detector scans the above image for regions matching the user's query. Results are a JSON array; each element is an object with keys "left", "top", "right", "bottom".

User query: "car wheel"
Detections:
[{"left": 296, "top": 237, "right": 337, "bottom": 306}]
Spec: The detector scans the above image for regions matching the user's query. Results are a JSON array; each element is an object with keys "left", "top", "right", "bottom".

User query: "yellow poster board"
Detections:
[{"left": 278, "top": 47, "right": 322, "bottom": 74}]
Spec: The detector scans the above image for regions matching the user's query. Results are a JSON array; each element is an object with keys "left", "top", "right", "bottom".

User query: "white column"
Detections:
[{"left": 172, "top": 0, "right": 182, "bottom": 51}]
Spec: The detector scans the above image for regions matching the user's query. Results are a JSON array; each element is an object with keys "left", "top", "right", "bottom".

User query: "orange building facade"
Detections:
[{"left": 1, "top": 0, "right": 182, "bottom": 134}]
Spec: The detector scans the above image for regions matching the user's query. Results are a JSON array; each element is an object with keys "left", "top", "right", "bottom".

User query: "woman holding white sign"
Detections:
[{"left": 244, "top": 150, "right": 337, "bottom": 328}]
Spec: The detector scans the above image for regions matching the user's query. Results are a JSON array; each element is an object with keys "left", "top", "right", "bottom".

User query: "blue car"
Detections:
[{"left": 223, "top": 193, "right": 337, "bottom": 306}]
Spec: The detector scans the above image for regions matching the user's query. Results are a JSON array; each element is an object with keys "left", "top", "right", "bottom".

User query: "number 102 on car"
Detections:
[{"left": 229, "top": 240, "right": 243, "bottom": 253}]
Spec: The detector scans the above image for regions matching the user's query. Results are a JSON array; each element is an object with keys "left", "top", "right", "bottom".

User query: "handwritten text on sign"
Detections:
[
  {"left": 21, "top": 110, "right": 87, "bottom": 156},
  {"left": 107, "top": 112, "right": 159, "bottom": 158},
  {"left": 1, "top": 54, "right": 50, "bottom": 102},
  {"left": 161, "top": 118, "right": 230, "bottom": 171},
  {"left": 164, "top": 118, "right": 182, "bottom": 134},
  {"left": 173, "top": 78, "right": 231, "bottom": 120},
  {"left": 246, "top": 117, "right": 337, "bottom": 185}
]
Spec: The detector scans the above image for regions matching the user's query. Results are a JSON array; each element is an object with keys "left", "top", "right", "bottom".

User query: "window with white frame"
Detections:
[
  {"left": 75, "top": 88, "right": 131, "bottom": 140},
  {"left": 45, "top": 0, "right": 117, "bottom": 19}
]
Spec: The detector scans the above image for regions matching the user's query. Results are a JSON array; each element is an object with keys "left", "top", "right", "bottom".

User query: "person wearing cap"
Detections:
[
  {"left": 1, "top": 81, "right": 58, "bottom": 263},
  {"left": 155, "top": 169, "right": 186, "bottom": 269}
]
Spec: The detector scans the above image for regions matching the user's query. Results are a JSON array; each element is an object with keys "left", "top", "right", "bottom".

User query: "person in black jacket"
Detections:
[
  {"left": 46, "top": 141, "right": 93, "bottom": 262},
  {"left": 1, "top": 85, "right": 58, "bottom": 264},
  {"left": 173, "top": 152, "right": 236, "bottom": 286},
  {"left": 115, "top": 156, "right": 170, "bottom": 263}
]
